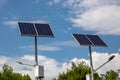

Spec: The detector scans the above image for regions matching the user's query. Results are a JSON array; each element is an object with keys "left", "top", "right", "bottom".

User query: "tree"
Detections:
[
  {"left": 105, "top": 70, "right": 118, "bottom": 80},
  {"left": 0, "top": 64, "right": 31, "bottom": 80},
  {"left": 55, "top": 61, "right": 118, "bottom": 80},
  {"left": 56, "top": 61, "right": 91, "bottom": 80},
  {"left": 22, "top": 74, "right": 31, "bottom": 80},
  {"left": 94, "top": 73, "right": 102, "bottom": 80}
]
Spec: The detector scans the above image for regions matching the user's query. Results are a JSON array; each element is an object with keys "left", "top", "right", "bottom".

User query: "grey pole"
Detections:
[
  {"left": 35, "top": 36, "right": 39, "bottom": 80},
  {"left": 94, "top": 61, "right": 109, "bottom": 72},
  {"left": 89, "top": 46, "right": 94, "bottom": 80},
  {"left": 35, "top": 36, "right": 38, "bottom": 65},
  {"left": 35, "top": 37, "right": 44, "bottom": 80},
  {"left": 94, "top": 55, "right": 115, "bottom": 72}
]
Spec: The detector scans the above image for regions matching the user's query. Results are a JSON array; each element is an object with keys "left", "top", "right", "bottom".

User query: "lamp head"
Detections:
[
  {"left": 16, "top": 61, "right": 23, "bottom": 65},
  {"left": 108, "top": 55, "right": 115, "bottom": 61}
]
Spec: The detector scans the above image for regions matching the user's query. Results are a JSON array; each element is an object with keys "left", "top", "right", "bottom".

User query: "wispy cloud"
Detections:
[
  {"left": 20, "top": 44, "right": 61, "bottom": 52},
  {"left": 20, "top": 40, "right": 78, "bottom": 52},
  {"left": 62, "top": 0, "right": 120, "bottom": 35},
  {"left": 48, "top": 0, "right": 61, "bottom": 6},
  {"left": 70, "top": 5, "right": 120, "bottom": 35},
  {"left": 50, "top": 40, "right": 78, "bottom": 47},
  {"left": 3, "top": 21, "right": 18, "bottom": 29},
  {"left": 0, "top": 52, "right": 120, "bottom": 80},
  {"left": 34, "top": 0, "right": 40, "bottom": 4},
  {"left": 3, "top": 20, "right": 48, "bottom": 29},
  {"left": 118, "top": 48, "right": 120, "bottom": 53}
]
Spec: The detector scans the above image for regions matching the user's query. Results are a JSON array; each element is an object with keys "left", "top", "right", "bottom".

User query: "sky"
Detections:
[{"left": 0, "top": 0, "right": 120, "bottom": 80}]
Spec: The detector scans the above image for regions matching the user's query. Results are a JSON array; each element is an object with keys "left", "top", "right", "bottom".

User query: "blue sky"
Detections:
[{"left": 0, "top": 0, "right": 120, "bottom": 80}]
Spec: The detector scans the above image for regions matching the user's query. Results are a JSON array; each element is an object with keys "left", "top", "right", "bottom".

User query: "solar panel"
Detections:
[
  {"left": 86, "top": 35, "right": 107, "bottom": 47},
  {"left": 72, "top": 34, "right": 107, "bottom": 47},
  {"left": 18, "top": 22, "right": 37, "bottom": 36},
  {"left": 72, "top": 34, "right": 93, "bottom": 46},
  {"left": 18, "top": 22, "right": 54, "bottom": 37},
  {"left": 34, "top": 23, "right": 54, "bottom": 37}
]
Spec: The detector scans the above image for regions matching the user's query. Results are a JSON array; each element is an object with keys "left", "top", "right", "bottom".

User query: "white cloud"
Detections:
[
  {"left": 70, "top": 5, "right": 120, "bottom": 35},
  {"left": 21, "top": 44, "right": 61, "bottom": 52},
  {"left": 0, "top": 56, "right": 9, "bottom": 65},
  {"left": 0, "top": 52, "right": 120, "bottom": 80},
  {"left": 63, "top": 0, "right": 120, "bottom": 35},
  {"left": 38, "top": 45, "right": 61, "bottom": 51},
  {"left": 51, "top": 40, "right": 78, "bottom": 47},
  {"left": 3, "top": 21, "right": 18, "bottom": 29},
  {"left": 118, "top": 48, "right": 120, "bottom": 53},
  {"left": 3, "top": 20, "right": 49, "bottom": 29},
  {"left": 80, "top": 0, "right": 120, "bottom": 8},
  {"left": 20, "top": 40, "right": 78, "bottom": 52},
  {"left": 92, "top": 52, "right": 120, "bottom": 74},
  {"left": 0, "top": 54, "right": 61, "bottom": 80}
]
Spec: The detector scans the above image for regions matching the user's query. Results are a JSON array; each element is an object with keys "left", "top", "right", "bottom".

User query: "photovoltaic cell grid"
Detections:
[
  {"left": 86, "top": 35, "right": 107, "bottom": 46},
  {"left": 72, "top": 34, "right": 107, "bottom": 47},
  {"left": 18, "top": 22, "right": 54, "bottom": 37},
  {"left": 35, "top": 23, "right": 54, "bottom": 37},
  {"left": 18, "top": 22, "right": 37, "bottom": 36},
  {"left": 72, "top": 34, "right": 92, "bottom": 46}
]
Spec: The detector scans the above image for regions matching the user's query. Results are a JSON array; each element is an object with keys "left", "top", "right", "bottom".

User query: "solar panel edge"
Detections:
[
  {"left": 47, "top": 24, "right": 55, "bottom": 38},
  {"left": 18, "top": 22, "right": 22, "bottom": 36},
  {"left": 20, "top": 34, "right": 37, "bottom": 37},
  {"left": 72, "top": 34, "right": 81, "bottom": 46}
]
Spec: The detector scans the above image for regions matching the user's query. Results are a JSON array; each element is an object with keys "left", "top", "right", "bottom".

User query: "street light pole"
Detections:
[
  {"left": 94, "top": 55, "right": 115, "bottom": 72},
  {"left": 16, "top": 61, "right": 44, "bottom": 80},
  {"left": 35, "top": 36, "right": 38, "bottom": 66},
  {"left": 17, "top": 37, "right": 44, "bottom": 80},
  {"left": 16, "top": 61, "right": 35, "bottom": 67},
  {"left": 89, "top": 46, "right": 94, "bottom": 80},
  {"left": 35, "top": 36, "right": 38, "bottom": 80},
  {"left": 88, "top": 50, "right": 115, "bottom": 80}
]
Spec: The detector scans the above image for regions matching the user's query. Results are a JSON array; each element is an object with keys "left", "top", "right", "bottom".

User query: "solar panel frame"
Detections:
[
  {"left": 18, "top": 22, "right": 37, "bottom": 36},
  {"left": 34, "top": 23, "right": 54, "bottom": 37},
  {"left": 72, "top": 34, "right": 93, "bottom": 46}
]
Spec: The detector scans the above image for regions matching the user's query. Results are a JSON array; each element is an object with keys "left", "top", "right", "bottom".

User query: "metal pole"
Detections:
[
  {"left": 35, "top": 36, "right": 38, "bottom": 80},
  {"left": 35, "top": 36, "right": 38, "bottom": 65},
  {"left": 35, "top": 37, "right": 43, "bottom": 80},
  {"left": 89, "top": 46, "right": 94, "bottom": 80},
  {"left": 94, "top": 55, "right": 115, "bottom": 72},
  {"left": 94, "top": 61, "right": 109, "bottom": 72}
]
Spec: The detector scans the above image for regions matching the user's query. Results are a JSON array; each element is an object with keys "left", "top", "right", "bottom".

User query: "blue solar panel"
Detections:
[
  {"left": 18, "top": 22, "right": 37, "bottom": 36},
  {"left": 72, "top": 34, "right": 93, "bottom": 46},
  {"left": 86, "top": 35, "right": 107, "bottom": 47},
  {"left": 72, "top": 34, "right": 107, "bottom": 47},
  {"left": 18, "top": 22, "right": 54, "bottom": 37},
  {"left": 35, "top": 23, "right": 54, "bottom": 37}
]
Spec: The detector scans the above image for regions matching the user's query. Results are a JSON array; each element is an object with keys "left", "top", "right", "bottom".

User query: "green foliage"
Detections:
[
  {"left": 94, "top": 73, "right": 102, "bottom": 80},
  {"left": 55, "top": 61, "right": 118, "bottom": 80},
  {"left": 22, "top": 74, "right": 31, "bottom": 80},
  {"left": 0, "top": 64, "right": 31, "bottom": 80},
  {"left": 105, "top": 70, "right": 118, "bottom": 80},
  {"left": 57, "top": 61, "right": 91, "bottom": 80}
]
